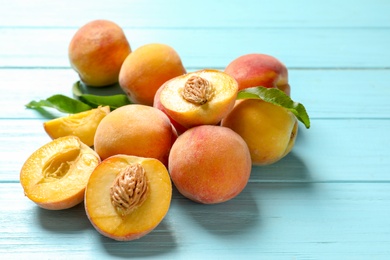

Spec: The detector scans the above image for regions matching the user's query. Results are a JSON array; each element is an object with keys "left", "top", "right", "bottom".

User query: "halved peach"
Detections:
[
  {"left": 159, "top": 69, "right": 238, "bottom": 128},
  {"left": 153, "top": 84, "right": 188, "bottom": 135},
  {"left": 84, "top": 155, "right": 172, "bottom": 241},
  {"left": 20, "top": 136, "right": 101, "bottom": 210},
  {"left": 43, "top": 106, "right": 110, "bottom": 147}
]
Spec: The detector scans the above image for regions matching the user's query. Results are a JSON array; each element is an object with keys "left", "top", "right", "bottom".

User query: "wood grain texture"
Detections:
[
  {"left": 1, "top": 69, "right": 390, "bottom": 120},
  {"left": 1, "top": 183, "right": 390, "bottom": 258},
  {"left": 1, "top": 118, "right": 389, "bottom": 183},
  {"left": 1, "top": 0, "right": 389, "bottom": 28},
  {"left": 1, "top": 0, "right": 389, "bottom": 259},
  {"left": 1, "top": 28, "right": 389, "bottom": 69}
]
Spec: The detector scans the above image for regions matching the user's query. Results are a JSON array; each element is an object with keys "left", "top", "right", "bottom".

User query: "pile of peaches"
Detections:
[{"left": 20, "top": 20, "right": 304, "bottom": 241}]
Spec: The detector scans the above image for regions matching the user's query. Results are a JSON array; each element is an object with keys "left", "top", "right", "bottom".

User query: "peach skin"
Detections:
[{"left": 224, "top": 53, "right": 291, "bottom": 96}]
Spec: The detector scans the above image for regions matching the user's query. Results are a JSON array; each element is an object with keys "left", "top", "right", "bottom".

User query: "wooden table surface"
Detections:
[{"left": 1, "top": 1, "right": 390, "bottom": 259}]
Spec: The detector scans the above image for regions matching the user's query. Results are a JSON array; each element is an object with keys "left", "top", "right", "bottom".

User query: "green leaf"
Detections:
[
  {"left": 26, "top": 94, "right": 92, "bottom": 114},
  {"left": 78, "top": 94, "right": 131, "bottom": 109},
  {"left": 72, "top": 81, "right": 131, "bottom": 110},
  {"left": 237, "top": 86, "right": 311, "bottom": 129},
  {"left": 72, "top": 81, "right": 84, "bottom": 97}
]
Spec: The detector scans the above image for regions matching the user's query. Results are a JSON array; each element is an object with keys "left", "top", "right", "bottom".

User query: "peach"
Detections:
[
  {"left": 94, "top": 104, "right": 176, "bottom": 166},
  {"left": 168, "top": 125, "right": 251, "bottom": 204},
  {"left": 69, "top": 19, "right": 131, "bottom": 87},
  {"left": 224, "top": 53, "right": 291, "bottom": 96},
  {"left": 153, "top": 84, "right": 188, "bottom": 135},
  {"left": 43, "top": 106, "right": 110, "bottom": 147},
  {"left": 20, "top": 136, "right": 101, "bottom": 210},
  {"left": 85, "top": 155, "right": 172, "bottom": 241},
  {"left": 221, "top": 99, "right": 298, "bottom": 165},
  {"left": 119, "top": 43, "right": 186, "bottom": 106},
  {"left": 159, "top": 69, "right": 238, "bottom": 129}
]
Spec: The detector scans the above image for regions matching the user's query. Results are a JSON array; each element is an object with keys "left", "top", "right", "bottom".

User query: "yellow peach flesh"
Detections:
[
  {"left": 85, "top": 155, "right": 172, "bottom": 241},
  {"left": 160, "top": 70, "right": 238, "bottom": 128},
  {"left": 43, "top": 106, "right": 110, "bottom": 147},
  {"left": 20, "top": 136, "right": 100, "bottom": 210}
]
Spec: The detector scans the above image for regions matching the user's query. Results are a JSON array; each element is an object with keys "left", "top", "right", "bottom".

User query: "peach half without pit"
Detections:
[
  {"left": 20, "top": 135, "right": 101, "bottom": 210},
  {"left": 159, "top": 69, "right": 239, "bottom": 129},
  {"left": 84, "top": 155, "right": 172, "bottom": 241},
  {"left": 44, "top": 106, "right": 110, "bottom": 147}
]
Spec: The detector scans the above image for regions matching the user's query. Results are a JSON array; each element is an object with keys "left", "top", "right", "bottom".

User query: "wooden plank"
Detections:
[
  {"left": 2, "top": 118, "right": 389, "bottom": 183},
  {"left": 0, "top": 28, "right": 389, "bottom": 69},
  {"left": 1, "top": 182, "right": 389, "bottom": 258},
  {"left": 1, "top": 0, "right": 389, "bottom": 28},
  {"left": 1, "top": 69, "right": 390, "bottom": 120},
  {"left": 1, "top": 1, "right": 389, "bottom": 258}
]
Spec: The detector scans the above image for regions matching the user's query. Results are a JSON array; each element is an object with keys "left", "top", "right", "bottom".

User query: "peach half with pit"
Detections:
[
  {"left": 168, "top": 125, "right": 251, "bottom": 204},
  {"left": 20, "top": 136, "right": 101, "bottom": 210},
  {"left": 84, "top": 155, "right": 172, "bottom": 241},
  {"left": 159, "top": 69, "right": 238, "bottom": 128},
  {"left": 153, "top": 84, "right": 188, "bottom": 135},
  {"left": 43, "top": 106, "right": 110, "bottom": 147},
  {"left": 224, "top": 53, "right": 291, "bottom": 96},
  {"left": 221, "top": 99, "right": 298, "bottom": 165}
]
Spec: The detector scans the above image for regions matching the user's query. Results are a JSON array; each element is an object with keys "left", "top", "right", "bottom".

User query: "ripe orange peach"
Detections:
[
  {"left": 20, "top": 136, "right": 101, "bottom": 210},
  {"left": 159, "top": 69, "right": 238, "bottom": 128},
  {"left": 94, "top": 104, "right": 176, "bottom": 166},
  {"left": 43, "top": 106, "right": 110, "bottom": 147},
  {"left": 168, "top": 125, "right": 251, "bottom": 204},
  {"left": 69, "top": 20, "right": 131, "bottom": 87},
  {"left": 224, "top": 53, "right": 291, "bottom": 96},
  {"left": 221, "top": 99, "right": 298, "bottom": 165},
  {"left": 119, "top": 43, "right": 186, "bottom": 106},
  {"left": 85, "top": 155, "right": 172, "bottom": 241}
]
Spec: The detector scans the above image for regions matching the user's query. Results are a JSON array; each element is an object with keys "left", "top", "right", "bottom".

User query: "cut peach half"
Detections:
[
  {"left": 159, "top": 69, "right": 238, "bottom": 128},
  {"left": 44, "top": 106, "right": 110, "bottom": 147},
  {"left": 20, "top": 136, "right": 101, "bottom": 210},
  {"left": 84, "top": 155, "right": 172, "bottom": 241}
]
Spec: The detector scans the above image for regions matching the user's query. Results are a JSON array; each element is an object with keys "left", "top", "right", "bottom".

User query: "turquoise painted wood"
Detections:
[
  {"left": 1, "top": 28, "right": 390, "bottom": 68},
  {"left": 1, "top": 0, "right": 390, "bottom": 259}
]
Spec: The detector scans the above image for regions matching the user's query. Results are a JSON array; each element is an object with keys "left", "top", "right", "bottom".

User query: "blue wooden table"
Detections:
[{"left": 1, "top": 1, "right": 390, "bottom": 259}]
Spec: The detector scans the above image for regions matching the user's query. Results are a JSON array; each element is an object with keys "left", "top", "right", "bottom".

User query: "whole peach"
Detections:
[
  {"left": 221, "top": 99, "right": 298, "bottom": 165},
  {"left": 119, "top": 43, "right": 186, "bottom": 106},
  {"left": 69, "top": 20, "right": 131, "bottom": 87},
  {"left": 94, "top": 104, "right": 176, "bottom": 166},
  {"left": 224, "top": 53, "right": 290, "bottom": 96},
  {"left": 168, "top": 125, "right": 251, "bottom": 204}
]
